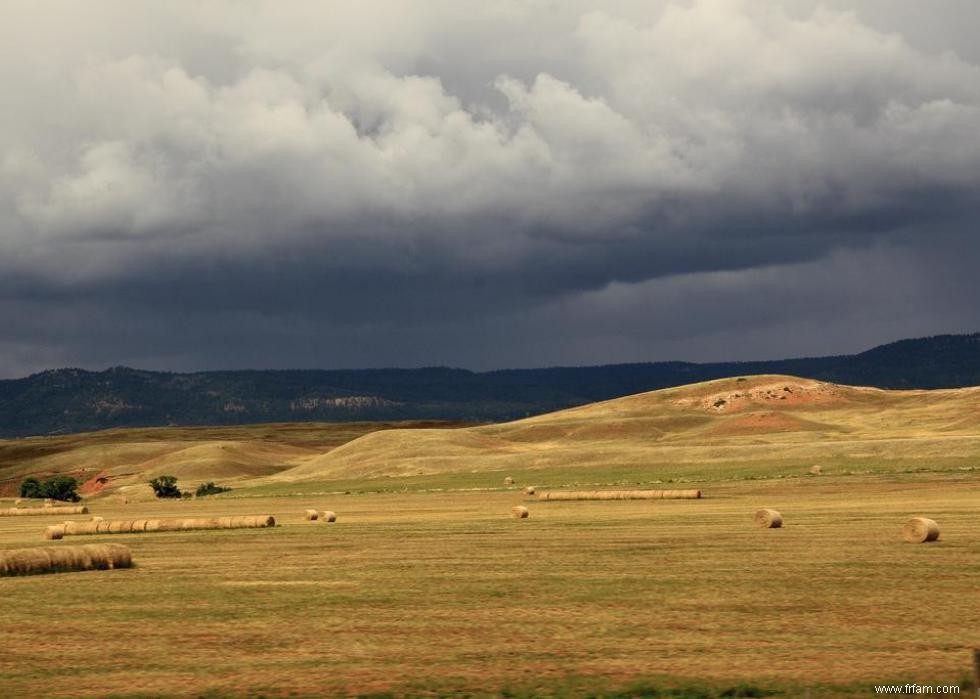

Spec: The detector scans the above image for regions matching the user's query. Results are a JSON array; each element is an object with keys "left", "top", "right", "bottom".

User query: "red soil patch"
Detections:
[
  {"left": 679, "top": 379, "right": 850, "bottom": 414},
  {"left": 79, "top": 470, "right": 111, "bottom": 495},
  {"left": 705, "top": 411, "right": 830, "bottom": 437}
]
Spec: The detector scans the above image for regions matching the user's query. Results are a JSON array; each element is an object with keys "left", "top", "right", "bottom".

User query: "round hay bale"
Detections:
[
  {"left": 44, "top": 525, "right": 64, "bottom": 540},
  {"left": 902, "top": 517, "right": 939, "bottom": 543},
  {"left": 504, "top": 476, "right": 514, "bottom": 486},
  {"left": 321, "top": 511, "right": 337, "bottom": 523},
  {"left": 511, "top": 506, "right": 529, "bottom": 519},
  {"left": 304, "top": 509, "right": 319, "bottom": 521},
  {"left": 809, "top": 465, "right": 823, "bottom": 476},
  {"left": 755, "top": 508, "right": 783, "bottom": 528},
  {"left": 524, "top": 486, "right": 535, "bottom": 496}
]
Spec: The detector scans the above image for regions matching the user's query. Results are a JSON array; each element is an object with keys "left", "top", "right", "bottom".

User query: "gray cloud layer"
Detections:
[{"left": 1, "top": 1, "right": 978, "bottom": 376}]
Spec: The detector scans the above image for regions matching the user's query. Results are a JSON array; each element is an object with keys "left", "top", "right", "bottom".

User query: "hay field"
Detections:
[
  {"left": 1, "top": 376, "right": 979, "bottom": 697},
  {"left": 0, "top": 474, "right": 978, "bottom": 697}
]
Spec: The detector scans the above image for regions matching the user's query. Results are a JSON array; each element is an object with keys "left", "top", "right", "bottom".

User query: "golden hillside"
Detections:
[
  {"left": 0, "top": 422, "right": 462, "bottom": 499},
  {"left": 3, "top": 376, "right": 978, "bottom": 496},
  {"left": 272, "top": 375, "right": 980, "bottom": 482}
]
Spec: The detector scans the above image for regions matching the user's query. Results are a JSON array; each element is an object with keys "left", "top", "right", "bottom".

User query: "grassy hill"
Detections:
[
  {"left": 4, "top": 374, "right": 979, "bottom": 499},
  {"left": 268, "top": 375, "right": 980, "bottom": 487},
  {"left": 0, "top": 421, "right": 468, "bottom": 499}
]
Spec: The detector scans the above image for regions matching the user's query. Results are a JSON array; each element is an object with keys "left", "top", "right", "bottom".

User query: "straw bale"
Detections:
[
  {"left": 512, "top": 506, "right": 529, "bottom": 519},
  {"left": 44, "top": 526, "right": 65, "bottom": 540},
  {"left": 0, "top": 543, "right": 132, "bottom": 576},
  {"left": 902, "top": 517, "right": 940, "bottom": 543},
  {"left": 537, "top": 489, "right": 702, "bottom": 501},
  {"left": 0, "top": 505, "right": 89, "bottom": 517},
  {"left": 320, "top": 511, "right": 337, "bottom": 523},
  {"left": 304, "top": 509, "right": 319, "bottom": 521},
  {"left": 524, "top": 486, "right": 536, "bottom": 495},
  {"left": 754, "top": 508, "right": 783, "bottom": 528},
  {"left": 504, "top": 476, "right": 514, "bottom": 486},
  {"left": 60, "top": 515, "right": 276, "bottom": 536}
]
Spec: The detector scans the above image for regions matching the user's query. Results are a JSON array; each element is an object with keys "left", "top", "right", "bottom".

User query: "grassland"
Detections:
[
  {"left": 1, "top": 376, "right": 979, "bottom": 697},
  {"left": 0, "top": 421, "right": 470, "bottom": 499}
]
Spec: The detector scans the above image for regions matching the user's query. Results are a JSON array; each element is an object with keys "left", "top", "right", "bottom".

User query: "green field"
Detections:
[{"left": 2, "top": 376, "right": 979, "bottom": 697}]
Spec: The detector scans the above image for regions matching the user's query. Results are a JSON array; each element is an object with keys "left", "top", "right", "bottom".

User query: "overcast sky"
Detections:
[{"left": 1, "top": 1, "right": 978, "bottom": 377}]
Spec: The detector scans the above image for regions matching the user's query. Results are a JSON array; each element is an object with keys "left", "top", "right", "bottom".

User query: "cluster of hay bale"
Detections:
[
  {"left": 537, "top": 489, "right": 702, "bottom": 501},
  {"left": 56, "top": 515, "right": 276, "bottom": 536},
  {"left": 752, "top": 510, "right": 942, "bottom": 543},
  {"left": 0, "top": 505, "right": 89, "bottom": 517},
  {"left": 1, "top": 543, "right": 132, "bottom": 577}
]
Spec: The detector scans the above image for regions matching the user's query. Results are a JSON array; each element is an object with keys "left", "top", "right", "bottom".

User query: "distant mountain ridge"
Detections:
[{"left": 0, "top": 332, "right": 977, "bottom": 438}]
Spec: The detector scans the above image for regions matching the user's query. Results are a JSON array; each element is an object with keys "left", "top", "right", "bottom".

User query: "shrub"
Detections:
[
  {"left": 195, "top": 482, "right": 231, "bottom": 497},
  {"left": 148, "top": 475, "right": 182, "bottom": 499},
  {"left": 19, "top": 475, "right": 80, "bottom": 502}
]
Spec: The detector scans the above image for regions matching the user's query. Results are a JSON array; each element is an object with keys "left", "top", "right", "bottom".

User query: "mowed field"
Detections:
[{"left": 1, "top": 376, "right": 979, "bottom": 697}]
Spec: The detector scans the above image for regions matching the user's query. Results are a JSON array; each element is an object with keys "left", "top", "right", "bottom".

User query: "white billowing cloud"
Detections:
[{"left": 0, "top": 0, "right": 978, "bottom": 373}]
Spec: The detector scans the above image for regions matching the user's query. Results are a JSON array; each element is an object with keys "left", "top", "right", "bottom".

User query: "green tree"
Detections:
[
  {"left": 43, "top": 475, "right": 81, "bottom": 502},
  {"left": 19, "top": 475, "right": 80, "bottom": 501},
  {"left": 19, "top": 477, "right": 43, "bottom": 499},
  {"left": 148, "top": 475, "right": 182, "bottom": 499}
]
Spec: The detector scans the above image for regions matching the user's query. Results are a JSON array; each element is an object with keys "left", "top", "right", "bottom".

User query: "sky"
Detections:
[{"left": 1, "top": 1, "right": 978, "bottom": 377}]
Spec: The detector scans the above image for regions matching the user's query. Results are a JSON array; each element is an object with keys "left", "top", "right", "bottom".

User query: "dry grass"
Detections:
[{"left": 0, "top": 475, "right": 978, "bottom": 696}]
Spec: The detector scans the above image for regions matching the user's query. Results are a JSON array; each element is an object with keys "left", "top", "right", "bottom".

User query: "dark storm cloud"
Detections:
[{"left": 1, "top": 1, "right": 979, "bottom": 376}]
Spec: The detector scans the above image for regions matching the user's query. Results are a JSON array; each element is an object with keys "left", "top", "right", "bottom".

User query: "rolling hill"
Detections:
[
  {"left": 270, "top": 375, "right": 980, "bottom": 484},
  {"left": 0, "top": 421, "right": 465, "bottom": 499},
  {"left": 1, "top": 332, "right": 979, "bottom": 437},
  {"left": 3, "top": 374, "right": 979, "bottom": 498}
]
